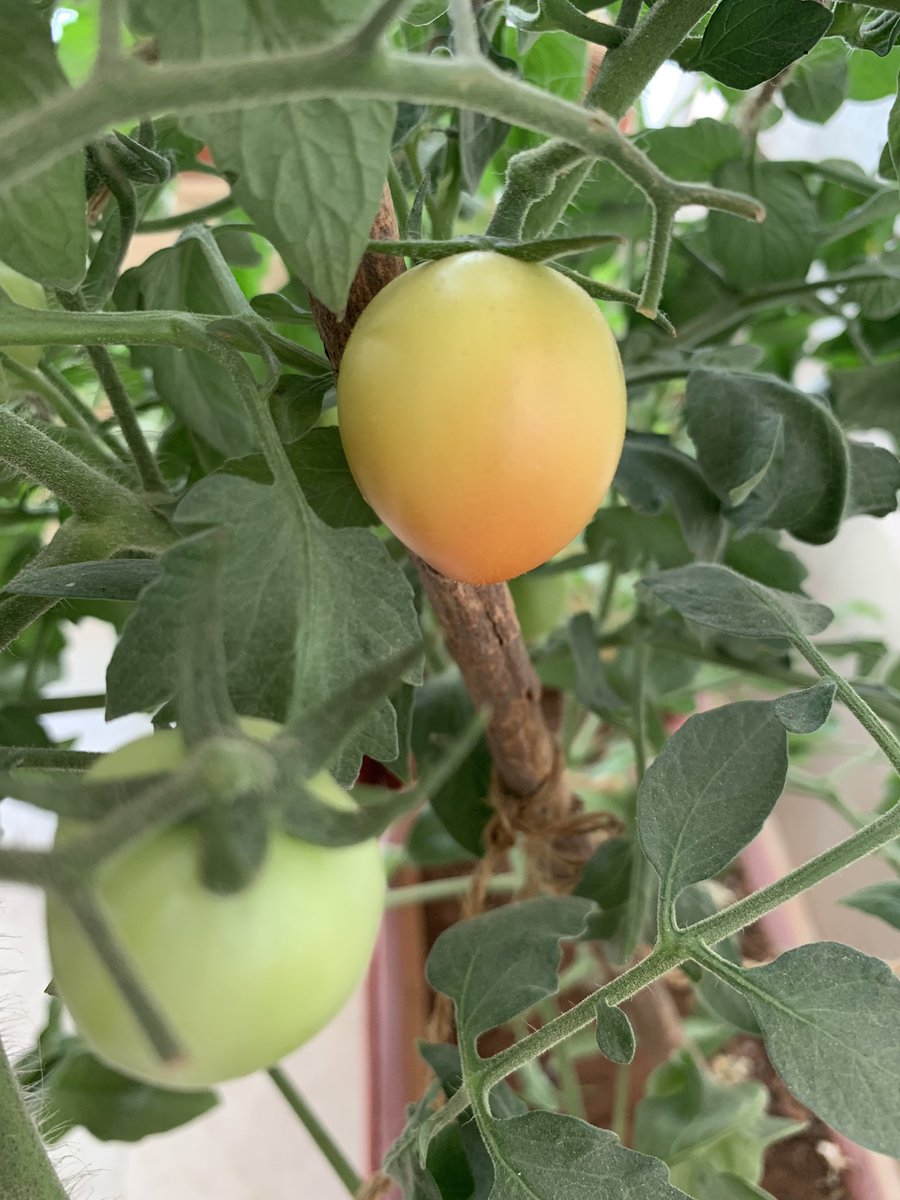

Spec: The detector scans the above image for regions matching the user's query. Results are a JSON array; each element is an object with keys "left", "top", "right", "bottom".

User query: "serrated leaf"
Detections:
[
  {"left": 640, "top": 563, "right": 833, "bottom": 641},
  {"left": 841, "top": 880, "right": 900, "bottom": 930},
  {"left": 708, "top": 163, "right": 818, "bottom": 289},
  {"left": 426, "top": 896, "right": 593, "bottom": 1041},
  {"left": 115, "top": 237, "right": 254, "bottom": 458},
  {"left": 131, "top": 1, "right": 395, "bottom": 313},
  {"left": 638, "top": 701, "right": 788, "bottom": 905},
  {"left": 687, "top": 368, "right": 850, "bottom": 545},
  {"left": 844, "top": 441, "right": 900, "bottom": 519},
  {"left": 486, "top": 1112, "right": 689, "bottom": 1200},
  {"left": 691, "top": 0, "right": 832, "bottom": 90},
  {"left": 107, "top": 474, "right": 420, "bottom": 782},
  {"left": 746, "top": 943, "right": 900, "bottom": 1157},
  {"left": 4, "top": 558, "right": 160, "bottom": 601},
  {"left": 614, "top": 434, "right": 726, "bottom": 561},
  {"left": 595, "top": 1002, "right": 635, "bottom": 1064},
  {"left": 773, "top": 680, "right": 836, "bottom": 733},
  {"left": 0, "top": 0, "right": 87, "bottom": 287}
]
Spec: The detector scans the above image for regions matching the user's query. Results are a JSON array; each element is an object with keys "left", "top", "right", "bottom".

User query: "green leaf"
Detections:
[
  {"left": 131, "top": 0, "right": 395, "bottom": 313},
  {"left": 783, "top": 39, "right": 848, "bottom": 123},
  {"left": 383, "top": 1084, "right": 446, "bottom": 1200},
  {"left": 634, "top": 1051, "right": 802, "bottom": 1188},
  {"left": 832, "top": 359, "right": 900, "bottom": 442},
  {"left": 838, "top": 246, "right": 900, "bottom": 320},
  {"left": 0, "top": 0, "right": 87, "bottom": 288},
  {"left": 595, "top": 1001, "right": 636, "bottom": 1064},
  {"left": 844, "top": 441, "right": 900, "bottom": 519},
  {"left": 614, "top": 434, "right": 726, "bottom": 561},
  {"left": 638, "top": 701, "right": 788, "bottom": 904},
  {"left": 840, "top": 8, "right": 900, "bottom": 57},
  {"left": 640, "top": 563, "right": 833, "bottom": 641},
  {"left": 841, "top": 880, "right": 900, "bottom": 930},
  {"left": 420, "top": 1042, "right": 525, "bottom": 1199},
  {"left": 39, "top": 1045, "right": 216, "bottom": 1143},
  {"left": 4, "top": 558, "right": 160, "bottom": 601},
  {"left": 568, "top": 612, "right": 625, "bottom": 715},
  {"left": 425, "top": 896, "right": 593, "bottom": 1040},
  {"left": 848, "top": 44, "right": 900, "bottom": 99},
  {"left": 746, "top": 943, "right": 900, "bottom": 1157},
  {"left": 691, "top": 0, "right": 832, "bottom": 90},
  {"left": 486, "top": 1112, "right": 690, "bottom": 1200},
  {"left": 575, "top": 837, "right": 633, "bottom": 910},
  {"left": 637, "top": 120, "right": 744, "bottom": 182},
  {"left": 584, "top": 509, "right": 691, "bottom": 573},
  {"left": 115, "top": 237, "right": 255, "bottom": 458},
  {"left": 410, "top": 673, "right": 493, "bottom": 858},
  {"left": 686, "top": 370, "right": 850, "bottom": 544},
  {"left": 227, "top": 428, "right": 376, "bottom": 528},
  {"left": 773, "top": 680, "right": 836, "bottom": 734},
  {"left": 889, "top": 79, "right": 900, "bottom": 183},
  {"left": 680, "top": 1167, "right": 776, "bottom": 1199},
  {"left": 107, "top": 475, "right": 420, "bottom": 782},
  {"left": 268, "top": 373, "right": 331, "bottom": 444},
  {"left": 708, "top": 163, "right": 818, "bottom": 289},
  {"left": 723, "top": 531, "right": 808, "bottom": 594}
]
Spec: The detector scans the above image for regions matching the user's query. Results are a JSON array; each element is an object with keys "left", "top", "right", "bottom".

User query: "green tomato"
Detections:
[
  {"left": 46, "top": 719, "right": 385, "bottom": 1090},
  {"left": 509, "top": 572, "right": 571, "bottom": 643},
  {"left": 0, "top": 262, "right": 47, "bottom": 370}
]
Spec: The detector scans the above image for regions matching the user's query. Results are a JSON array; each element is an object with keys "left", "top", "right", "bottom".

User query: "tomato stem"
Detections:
[
  {"left": 268, "top": 1067, "right": 363, "bottom": 1197},
  {"left": 0, "top": 1035, "right": 69, "bottom": 1200}
]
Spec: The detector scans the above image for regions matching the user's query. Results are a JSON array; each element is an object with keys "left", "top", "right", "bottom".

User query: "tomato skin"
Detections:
[
  {"left": 46, "top": 721, "right": 385, "bottom": 1090},
  {"left": 337, "top": 251, "right": 626, "bottom": 585},
  {"left": 508, "top": 572, "right": 571, "bottom": 643},
  {"left": 0, "top": 262, "right": 47, "bottom": 369}
]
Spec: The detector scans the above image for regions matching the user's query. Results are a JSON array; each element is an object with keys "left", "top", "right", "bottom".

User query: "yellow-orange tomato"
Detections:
[{"left": 337, "top": 251, "right": 626, "bottom": 585}]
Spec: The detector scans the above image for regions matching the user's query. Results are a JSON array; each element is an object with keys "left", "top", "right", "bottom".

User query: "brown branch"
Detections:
[{"left": 310, "top": 187, "right": 562, "bottom": 809}]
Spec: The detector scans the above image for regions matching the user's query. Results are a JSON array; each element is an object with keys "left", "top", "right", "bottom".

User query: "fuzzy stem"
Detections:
[
  {"left": 56, "top": 292, "right": 167, "bottom": 494},
  {"left": 0, "top": 1035, "right": 69, "bottom": 1200}
]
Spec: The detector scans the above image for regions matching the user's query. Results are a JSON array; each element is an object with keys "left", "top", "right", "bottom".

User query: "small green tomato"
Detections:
[
  {"left": 46, "top": 719, "right": 385, "bottom": 1089},
  {"left": 509, "top": 572, "right": 571, "bottom": 643}
]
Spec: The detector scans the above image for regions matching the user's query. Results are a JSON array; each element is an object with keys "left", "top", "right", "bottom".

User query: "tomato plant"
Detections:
[
  {"left": 47, "top": 721, "right": 385, "bottom": 1089},
  {"left": 338, "top": 251, "right": 626, "bottom": 583},
  {"left": 0, "top": 2, "right": 899, "bottom": 1200}
]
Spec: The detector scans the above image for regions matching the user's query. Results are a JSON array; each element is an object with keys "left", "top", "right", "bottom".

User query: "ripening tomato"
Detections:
[
  {"left": 337, "top": 251, "right": 626, "bottom": 585},
  {"left": 0, "top": 262, "right": 47, "bottom": 369},
  {"left": 46, "top": 719, "right": 385, "bottom": 1089}
]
